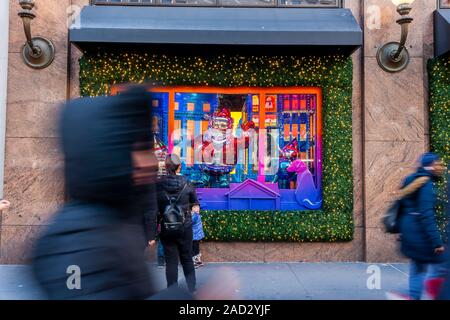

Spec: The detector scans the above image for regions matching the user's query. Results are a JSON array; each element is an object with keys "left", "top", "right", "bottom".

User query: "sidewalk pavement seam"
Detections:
[
  {"left": 387, "top": 263, "right": 409, "bottom": 277},
  {"left": 286, "top": 263, "right": 311, "bottom": 298}
]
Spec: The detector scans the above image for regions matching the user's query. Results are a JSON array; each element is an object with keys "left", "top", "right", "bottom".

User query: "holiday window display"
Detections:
[
  {"left": 112, "top": 85, "right": 323, "bottom": 211},
  {"left": 80, "top": 53, "right": 354, "bottom": 242}
]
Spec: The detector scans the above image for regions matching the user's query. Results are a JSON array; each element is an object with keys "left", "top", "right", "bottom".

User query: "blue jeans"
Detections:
[
  {"left": 409, "top": 260, "right": 447, "bottom": 299},
  {"left": 157, "top": 240, "right": 164, "bottom": 259}
]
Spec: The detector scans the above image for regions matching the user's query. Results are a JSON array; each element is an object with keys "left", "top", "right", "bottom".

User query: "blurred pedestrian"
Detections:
[
  {"left": 192, "top": 205, "right": 205, "bottom": 268},
  {"left": 397, "top": 153, "right": 447, "bottom": 300},
  {"left": 157, "top": 153, "right": 199, "bottom": 293},
  {"left": 31, "top": 86, "right": 159, "bottom": 299}
]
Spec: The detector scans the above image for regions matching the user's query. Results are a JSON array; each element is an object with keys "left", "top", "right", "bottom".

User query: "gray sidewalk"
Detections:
[{"left": 0, "top": 263, "right": 409, "bottom": 300}]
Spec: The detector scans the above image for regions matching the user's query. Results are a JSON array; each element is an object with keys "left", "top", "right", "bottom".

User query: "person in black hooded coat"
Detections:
[{"left": 31, "top": 87, "right": 159, "bottom": 299}]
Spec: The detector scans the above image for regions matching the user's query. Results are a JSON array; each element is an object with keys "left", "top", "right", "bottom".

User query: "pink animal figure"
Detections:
[
  {"left": 286, "top": 158, "right": 308, "bottom": 174},
  {"left": 287, "top": 159, "right": 322, "bottom": 210}
]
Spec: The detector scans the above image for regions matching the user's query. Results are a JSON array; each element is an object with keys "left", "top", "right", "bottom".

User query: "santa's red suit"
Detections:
[{"left": 198, "top": 107, "right": 255, "bottom": 185}]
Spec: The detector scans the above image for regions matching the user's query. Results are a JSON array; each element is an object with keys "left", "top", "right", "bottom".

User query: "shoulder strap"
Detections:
[
  {"left": 173, "top": 182, "right": 188, "bottom": 204},
  {"left": 398, "top": 176, "right": 430, "bottom": 199}
]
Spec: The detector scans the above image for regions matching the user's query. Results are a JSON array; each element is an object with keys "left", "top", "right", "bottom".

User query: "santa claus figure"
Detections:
[{"left": 198, "top": 105, "right": 255, "bottom": 188}]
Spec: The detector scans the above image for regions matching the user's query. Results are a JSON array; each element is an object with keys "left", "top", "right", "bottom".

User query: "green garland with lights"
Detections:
[
  {"left": 428, "top": 54, "right": 450, "bottom": 231},
  {"left": 80, "top": 51, "right": 354, "bottom": 242},
  {"left": 202, "top": 210, "right": 353, "bottom": 242}
]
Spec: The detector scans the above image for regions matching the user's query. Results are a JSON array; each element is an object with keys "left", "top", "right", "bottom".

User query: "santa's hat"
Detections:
[
  {"left": 210, "top": 106, "right": 233, "bottom": 129},
  {"left": 281, "top": 138, "right": 299, "bottom": 160},
  {"left": 213, "top": 107, "right": 231, "bottom": 119}
]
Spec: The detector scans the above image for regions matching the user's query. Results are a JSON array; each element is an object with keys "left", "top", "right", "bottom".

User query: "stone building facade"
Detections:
[{"left": 0, "top": 0, "right": 448, "bottom": 264}]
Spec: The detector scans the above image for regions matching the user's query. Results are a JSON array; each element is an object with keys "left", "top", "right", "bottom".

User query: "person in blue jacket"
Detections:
[
  {"left": 192, "top": 205, "right": 205, "bottom": 268},
  {"left": 399, "top": 152, "right": 447, "bottom": 299}
]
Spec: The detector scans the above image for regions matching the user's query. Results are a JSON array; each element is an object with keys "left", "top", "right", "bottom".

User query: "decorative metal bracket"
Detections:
[
  {"left": 377, "top": 3, "right": 414, "bottom": 73},
  {"left": 18, "top": 0, "right": 55, "bottom": 69}
]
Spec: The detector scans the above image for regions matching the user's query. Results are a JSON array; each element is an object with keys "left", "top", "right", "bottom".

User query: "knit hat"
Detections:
[{"left": 420, "top": 152, "right": 440, "bottom": 168}]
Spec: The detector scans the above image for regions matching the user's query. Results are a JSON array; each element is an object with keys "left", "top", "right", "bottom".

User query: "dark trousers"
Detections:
[
  {"left": 161, "top": 226, "right": 196, "bottom": 292},
  {"left": 193, "top": 240, "right": 200, "bottom": 257}
]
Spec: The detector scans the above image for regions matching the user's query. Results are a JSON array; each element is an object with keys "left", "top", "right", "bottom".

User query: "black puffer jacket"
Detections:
[
  {"left": 157, "top": 174, "right": 199, "bottom": 228},
  {"left": 32, "top": 89, "right": 158, "bottom": 300}
]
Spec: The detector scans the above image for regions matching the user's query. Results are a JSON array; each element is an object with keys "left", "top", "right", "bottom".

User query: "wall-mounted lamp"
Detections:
[
  {"left": 18, "top": 0, "right": 55, "bottom": 69},
  {"left": 377, "top": 0, "right": 415, "bottom": 73}
]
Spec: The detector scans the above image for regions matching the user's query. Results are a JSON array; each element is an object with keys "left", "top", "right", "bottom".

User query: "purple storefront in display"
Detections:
[{"left": 197, "top": 167, "right": 322, "bottom": 211}]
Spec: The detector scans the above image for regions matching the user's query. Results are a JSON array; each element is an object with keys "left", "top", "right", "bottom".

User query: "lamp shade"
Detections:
[{"left": 392, "top": 0, "right": 415, "bottom": 6}]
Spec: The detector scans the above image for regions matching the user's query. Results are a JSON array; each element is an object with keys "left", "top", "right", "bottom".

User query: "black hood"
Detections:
[
  {"left": 160, "top": 175, "right": 186, "bottom": 194},
  {"left": 60, "top": 88, "right": 153, "bottom": 204}
]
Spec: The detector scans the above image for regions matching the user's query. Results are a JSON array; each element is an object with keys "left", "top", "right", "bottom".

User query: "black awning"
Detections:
[
  {"left": 435, "top": 9, "right": 450, "bottom": 57},
  {"left": 70, "top": 6, "right": 362, "bottom": 54}
]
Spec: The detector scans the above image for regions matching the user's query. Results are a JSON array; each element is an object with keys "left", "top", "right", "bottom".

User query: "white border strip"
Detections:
[{"left": 0, "top": 0, "right": 9, "bottom": 198}]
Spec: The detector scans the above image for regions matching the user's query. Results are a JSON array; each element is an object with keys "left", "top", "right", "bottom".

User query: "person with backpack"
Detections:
[
  {"left": 395, "top": 153, "right": 447, "bottom": 300},
  {"left": 157, "top": 154, "right": 199, "bottom": 293}
]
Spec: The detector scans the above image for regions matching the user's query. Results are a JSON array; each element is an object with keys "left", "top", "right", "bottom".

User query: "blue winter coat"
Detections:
[
  {"left": 399, "top": 168, "right": 445, "bottom": 263},
  {"left": 192, "top": 212, "right": 205, "bottom": 241}
]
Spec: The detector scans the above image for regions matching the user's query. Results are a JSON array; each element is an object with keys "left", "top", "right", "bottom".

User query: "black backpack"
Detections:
[
  {"left": 161, "top": 182, "right": 188, "bottom": 237},
  {"left": 383, "top": 200, "right": 402, "bottom": 234}
]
